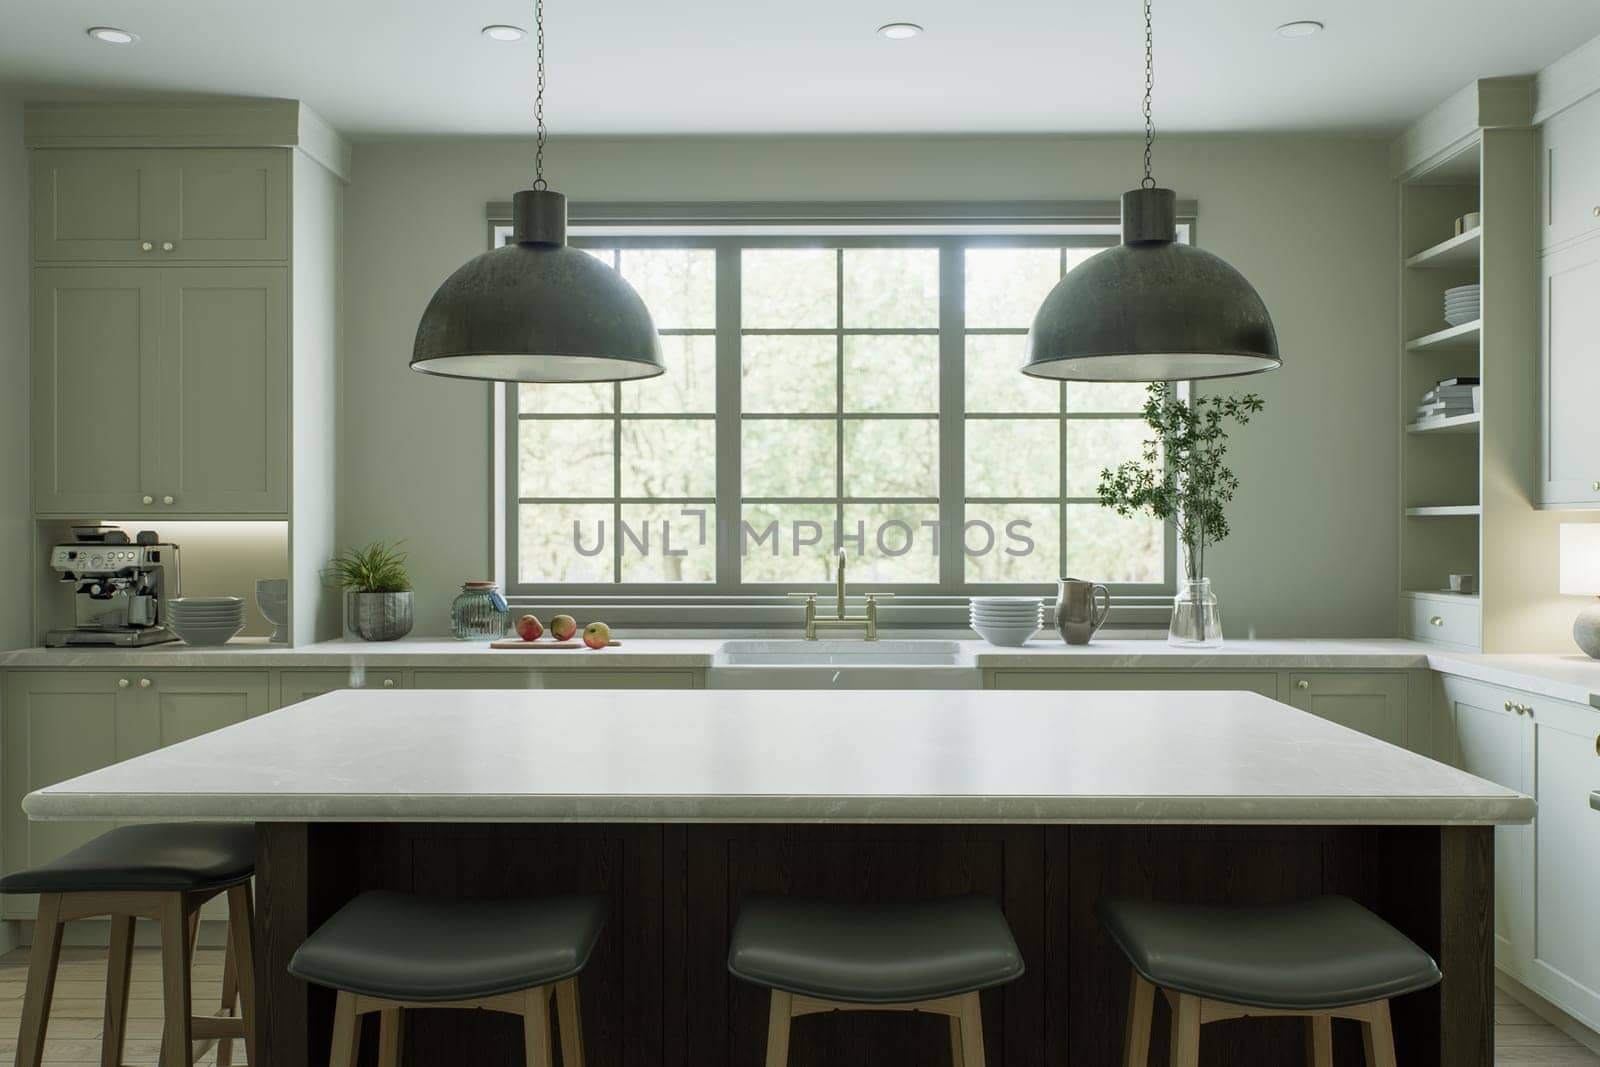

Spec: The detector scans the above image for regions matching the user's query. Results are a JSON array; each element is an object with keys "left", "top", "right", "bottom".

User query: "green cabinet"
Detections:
[
  {"left": 32, "top": 148, "right": 288, "bottom": 262},
  {"left": 410, "top": 669, "right": 698, "bottom": 690},
  {"left": 990, "top": 670, "right": 1279, "bottom": 699},
  {"left": 276, "top": 668, "right": 406, "bottom": 707},
  {"left": 32, "top": 266, "right": 288, "bottom": 515},
  {"left": 1286, "top": 672, "right": 1409, "bottom": 748},
  {"left": 0, "top": 669, "right": 268, "bottom": 920}
]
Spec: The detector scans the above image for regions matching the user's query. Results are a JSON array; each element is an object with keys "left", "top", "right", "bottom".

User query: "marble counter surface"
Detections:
[
  {"left": 0, "top": 637, "right": 726, "bottom": 669},
  {"left": 24, "top": 687, "right": 1532, "bottom": 826},
  {"left": 1425, "top": 652, "right": 1600, "bottom": 708}
]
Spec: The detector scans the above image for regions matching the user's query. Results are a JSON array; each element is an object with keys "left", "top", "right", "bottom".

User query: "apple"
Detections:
[
  {"left": 582, "top": 621, "right": 611, "bottom": 649},
  {"left": 550, "top": 614, "right": 578, "bottom": 642},
  {"left": 515, "top": 614, "right": 543, "bottom": 642}
]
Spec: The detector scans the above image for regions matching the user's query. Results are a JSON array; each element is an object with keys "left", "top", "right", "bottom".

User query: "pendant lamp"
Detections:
[
  {"left": 412, "top": 0, "right": 663, "bottom": 383},
  {"left": 1023, "top": 0, "right": 1280, "bottom": 382}
]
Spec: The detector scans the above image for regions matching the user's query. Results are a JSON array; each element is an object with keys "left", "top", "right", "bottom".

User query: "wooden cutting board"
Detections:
[{"left": 488, "top": 639, "right": 624, "bottom": 650}]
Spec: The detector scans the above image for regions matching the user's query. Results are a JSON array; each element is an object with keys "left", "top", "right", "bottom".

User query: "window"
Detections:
[{"left": 498, "top": 218, "right": 1176, "bottom": 603}]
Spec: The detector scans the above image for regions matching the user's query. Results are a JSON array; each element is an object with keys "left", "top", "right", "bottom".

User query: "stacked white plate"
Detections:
[
  {"left": 969, "top": 596, "right": 1042, "bottom": 647},
  {"left": 1444, "top": 284, "right": 1480, "bottom": 327},
  {"left": 168, "top": 596, "right": 246, "bottom": 647}
]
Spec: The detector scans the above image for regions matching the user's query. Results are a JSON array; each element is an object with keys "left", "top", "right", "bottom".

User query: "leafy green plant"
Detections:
[
  {"left": 330, "top": 542, "right": 412, "bottom": 594},
  {"left": 1096, "top": 383, "right": 1265, "bottom": 582}
]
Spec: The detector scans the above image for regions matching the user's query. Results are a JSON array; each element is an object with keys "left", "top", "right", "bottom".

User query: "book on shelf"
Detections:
[{"left": 1436, "top": 376, "right": 1480, "bottom": 387}]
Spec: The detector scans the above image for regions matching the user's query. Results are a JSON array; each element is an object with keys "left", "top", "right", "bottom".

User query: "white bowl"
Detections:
[
  {"left": 170, "top": 608, "right": 246, "bottom": 620},
  {"left": 171, "top": 595, "right": 244, "bottom": 605},
  {"left": 972, "top": 623, "right": 1040, "bottom": 647},
  {"left": 171, "top": 621, "right": 244, "bottom": 647},
  {"left": 971, "top": 608, "right": 1043, "bottom": 621}
]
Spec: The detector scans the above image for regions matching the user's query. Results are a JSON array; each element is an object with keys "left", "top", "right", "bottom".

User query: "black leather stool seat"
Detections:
[
  {"left": 1097, "top": 895, "right": 1442, "bottom": 1012},
  {"left": 289, "top": 891, "right": 608, "bottom": 1002},
  {"left": 728, "top": 895, "right": 1025, "bottom": 1005},
  {"left": 0, "top": 823, "right": 255, "bottom": 895}
]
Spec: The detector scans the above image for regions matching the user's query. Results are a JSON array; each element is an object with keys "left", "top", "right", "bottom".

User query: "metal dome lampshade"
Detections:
[
  {"left": 1022, "top": 1, "right": 1280, "bottom": 383},
  {"left": 411, "top": 0, "right": 664, "bottom": 384}
]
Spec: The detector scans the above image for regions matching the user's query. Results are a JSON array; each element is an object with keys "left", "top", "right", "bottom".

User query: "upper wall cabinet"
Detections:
[
  {"left": 1540, "top": 94, "right": 1600, "bottom": 252},
  {"left": 1538, "top": 235, "right": 1600, "bottom": 507},
  {"left": 32, "top": 148, "right": 288, "bottom": 263}
]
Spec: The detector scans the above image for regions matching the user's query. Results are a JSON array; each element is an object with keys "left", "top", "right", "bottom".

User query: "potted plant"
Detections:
[
  {"left": 331, "top": 542, "right": 414, "bottom": 642},
  {"left": 1097, "top": 383, "right": 1264, "bottom": 647}
]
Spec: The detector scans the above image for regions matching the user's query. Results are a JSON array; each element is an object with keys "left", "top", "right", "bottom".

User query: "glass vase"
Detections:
[
  {"left": 450, "top": 581, "right": 509, "bottom": 640},
  {"left": 1168, "top": 578, "right": 1223, "bottom": 648}
]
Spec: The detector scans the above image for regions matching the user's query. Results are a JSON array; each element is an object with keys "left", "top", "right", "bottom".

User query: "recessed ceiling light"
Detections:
[
  {"left": 86, "top": 26, "right": 139, "bottom": 44},
  {"left": 481, "top": 24, "right": 527, "bottom": 42},
  {"left": 877, "top": 22, "right": 924, "bottom": 40},
  {"left": 1275, "top": 20, "right": 1324, "bottom": 39}
]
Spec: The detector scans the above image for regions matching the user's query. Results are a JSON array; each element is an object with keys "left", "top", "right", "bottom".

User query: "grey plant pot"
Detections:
[{"left": 347, "top": 591, "right": 414, "bottom": 642}]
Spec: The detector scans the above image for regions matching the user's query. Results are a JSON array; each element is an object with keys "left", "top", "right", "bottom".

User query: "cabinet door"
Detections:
[
  {"left": 31, "top": 149, "right": 165, "bottom": 261},
  {"left": 410, "top": 669, "right": 697, "bottom": 690},
  {"left": 133, "top": 671, "right": 271, "bottom": 752},
  {"left": 990, "top": 670, "right": 1278, "bottom": 698},
  {"left": 1540, "top": 95, "right": 1600, "bottom": 251},
  {"left": 1439, "top": 676, "right": 1532, "bottom": 978},
  {"left": 1526, "top": 695, "right": 1600, "bottom": 1029},
  {"left": 1539, "top": 238, "right": 1600, "bottom": 506},
  {"left": 1, "top": 671, "right": 141, "bottom": 918},
  {"left": 276, "top": 668, "right": 406, "bottom": 708},
  {"left": 155, "top": 268, "right": 289, "bottom": 513},
  {"left": 1286, "top": 673, "right": 1408, "bottom": 747},
  {"left": 31, "top": 268, "right": 162, "bottom": 514},
  {"left": 157, "top": 149, "right": 288, "bottom": 262}
]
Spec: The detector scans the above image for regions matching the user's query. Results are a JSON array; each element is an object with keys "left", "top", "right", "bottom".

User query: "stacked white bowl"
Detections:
[
  {"left": 1443, "top": 284, "right": 1480, "bottom": 327},
  {"left": 169, "top": 596, "right": 246, "bottom": 646},
  {"left": 969, "top": 596, "right": 1043, "bottom": 647}
]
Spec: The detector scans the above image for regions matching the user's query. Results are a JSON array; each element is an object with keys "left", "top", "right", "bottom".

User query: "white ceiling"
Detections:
[{"left": 2, "top": 0, "right": 1598, "bottom": 138}]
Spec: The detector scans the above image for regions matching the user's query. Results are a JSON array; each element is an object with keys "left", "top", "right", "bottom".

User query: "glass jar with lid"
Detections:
[{"left": 450, "top": 581, "right": 509, "bottom": 640}]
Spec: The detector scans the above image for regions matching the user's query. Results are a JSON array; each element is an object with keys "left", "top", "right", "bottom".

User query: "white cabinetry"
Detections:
[
  {"left": 1538, "top": 235, "right": 1600, "bottom": 507},
  {"left": 1539, "top": 93, "right": 1600, "bottom": 252}
]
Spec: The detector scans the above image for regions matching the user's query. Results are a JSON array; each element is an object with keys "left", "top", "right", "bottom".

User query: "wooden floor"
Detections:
[{"left": 0, "top": 946, "right": 1591, "bottom": 1066}]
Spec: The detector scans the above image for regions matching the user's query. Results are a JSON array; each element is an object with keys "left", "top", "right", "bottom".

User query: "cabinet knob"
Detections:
[
  {"left": 1593, "top": 206, "right": 1600, "bottom": 218},
  {"left": 1504, "top": 701, "right": 1513, "bottom": 712},
  {"left": 382, "top": 678, "right": 395, "bottom": 688},
  {"left": 162, "top": 495, "right": 174, "bottom": 505},
  {"left": 140, "top": 241, "right": 154, "bottom": 252},
  {"left": 138, "top": 678, "right": 151, "bottom": 689},
  {"left": 117, "top": 677, "right": 130, "bottom": 689},
  {"left": 1591, "top": 481, "right": 1599, "bottom": 492},
  {"left": 1429, "top": 615, "right": 1444, "bottom": 627},
  {"left": 142, "top": 495, "right": 154, "bottom": 505},
  {"left": 1296, "top": 679, "right": 1311, "bottom": 690},
  {"left": 161, "top": 241, "right": 175, "bottom": 252}
]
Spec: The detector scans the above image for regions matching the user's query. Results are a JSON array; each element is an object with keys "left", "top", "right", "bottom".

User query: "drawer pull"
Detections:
[
  {"left": 1591, "top": 481, "right": 1600, "bottom": 492},
  {"left": 138, "top": 678, "right": 151, "bottom": 689},
  {"left": 1429, "top": 615, "right": 1444, "bottom": 627},
  {"left": 162, "top": 495, "right": 174, "bottom": 505},
  {"left": 1593, "top": 206, "right": 1600, "bottom": 218},
  {"left": 382, "top": 678, "right": 395, "bottom": 688},
  {"left": 161, "top": 241, "right": 175, "bottom": 252},
  {"left": 1594, "top": 734, "right": 1599, "bottom": 757},
  {"left": 1504, "top": 701, "right": 1514, "bottom": 712},
  {"left": 117, "top": 678, "right": 130, "bottom": 689},
  {"left": 142, "top": 495, "right": 154, "bottom": 505},
  {"left": 140, "top": 241, "right": 153, "bottom": 252},
  {"left": 1296, "top": 679, "right": 1311, "bottom": 690}
]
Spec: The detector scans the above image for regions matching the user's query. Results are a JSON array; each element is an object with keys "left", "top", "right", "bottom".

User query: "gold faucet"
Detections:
[{"left": 787, "top": 549, "right": 893, "bottom": 640}]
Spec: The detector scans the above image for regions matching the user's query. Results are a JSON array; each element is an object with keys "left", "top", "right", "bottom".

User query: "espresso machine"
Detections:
[{"left": 45, "top": 527, "right": 182, "bottom": 647}]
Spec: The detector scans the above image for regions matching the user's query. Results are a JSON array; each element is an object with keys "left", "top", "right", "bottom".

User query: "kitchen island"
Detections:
[{"left": 24, "top": 688, "right": 1531, "bottom": 1067}]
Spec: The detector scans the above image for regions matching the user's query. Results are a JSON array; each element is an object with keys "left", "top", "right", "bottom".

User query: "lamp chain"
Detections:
[
  {"left": 1142, "top": 0, "right": 1155, "bottom": 190},
  {"left": 533, "top": 0, "right": 548, "bottom": 190}
]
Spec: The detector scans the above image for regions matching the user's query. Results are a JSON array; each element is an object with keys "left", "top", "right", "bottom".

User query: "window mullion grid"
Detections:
[
  {"left": 1057, "top": 246, "right": 1070, "bottom": 580},
  {"left": 834, "top": 249, "right": 845, "bottom": 548},
  {"left": 714, "top": 242, "right": 743, "bottom": 591},
  {"left": 938, "top": 241, "right": 965, "bottom": 590}
]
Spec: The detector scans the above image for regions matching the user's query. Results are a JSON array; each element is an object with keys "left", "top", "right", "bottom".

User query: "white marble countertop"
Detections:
[{"left": 23, "top": 687, "right": 1532, "bottom": 826}]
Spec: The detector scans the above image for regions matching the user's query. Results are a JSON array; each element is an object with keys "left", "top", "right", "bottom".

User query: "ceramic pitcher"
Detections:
[{"left": 1055, "top": 577, "right": 1111, "bottom": 645}]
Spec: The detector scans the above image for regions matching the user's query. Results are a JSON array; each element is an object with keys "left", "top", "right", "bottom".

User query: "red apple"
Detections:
[
  {"left": 550, "top": 614, "right": 578, "bottom": 642},
  {"left": 515, "top": 614, "right": 543, "bottom": 642},
  {"left": 583, "top": 621, "right": 611, "bottom": 649}
]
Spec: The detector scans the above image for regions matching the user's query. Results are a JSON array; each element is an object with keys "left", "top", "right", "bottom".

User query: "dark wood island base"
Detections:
[{"left": 252, "top": 822, "right": 1492, "bottom": 1067}]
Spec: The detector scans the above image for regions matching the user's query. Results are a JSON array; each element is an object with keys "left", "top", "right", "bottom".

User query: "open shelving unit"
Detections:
[{"left": 1394, "top": 78, "right": 1542, "bottom": 651}]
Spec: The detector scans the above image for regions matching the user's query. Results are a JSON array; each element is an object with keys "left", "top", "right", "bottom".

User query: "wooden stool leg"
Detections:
[
  {"left": 957, "top": 991, "right": 986, "bottom": 1067},
  {"left": 1360, "top": 1000, "right": 1398, "bottom": 1067},
  {"left": 764, "top": 990, "right": 793, "bottom": 1067},
  {"left": 1122, "top": 973, "right": 1155, "bottom": 1067},
  {"left": 555, "top": 977, "right": 586, "bottom": 1067},
  {"left": 329, "top": 991, "right": 361, "bottom": 1067},
  {"left": 216, "top": 926, "right": 238, "bottom": 1067},
  {"left": 1307, "top": 1015, "right": 1333, "bottom": 1067},
  {"left": 102, "top": 914, "right": 136, "bottom": 1067},
  {"left": 1168, "top": 992, "right": 1202, "bottom": 1067},
  {"left": 949, "top": 1016, "right": 965, "bottom": 1067},
  {"left": 523, "top": 985, "right": 555, "bottom": 1067},
  {"left": 377, "top": 1008, "right": 403, "bottom": 1067},
  {"left": 225, "top": 882, "right": 259, "bottom": 1064},
  {"left": 158, "top": 894, "right": 195, "bottom": 1067},
  {"left": 15, "top": 893, "right": 65, "bottom": 1067}
]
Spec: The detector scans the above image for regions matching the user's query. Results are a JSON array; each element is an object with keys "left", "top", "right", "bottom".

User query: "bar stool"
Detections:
[
  {"left": 0, "top": 822, "right": 258, "bottom": 1067},
  {"left": 289, "top": 890, "right": 606, "bottom": 1067},
  {"left": 1097, "top": 895, "right": 1442, "bottom": 1067},
  {"left": 727, "top": 895, "right": 1025, "bottom": 1067}
]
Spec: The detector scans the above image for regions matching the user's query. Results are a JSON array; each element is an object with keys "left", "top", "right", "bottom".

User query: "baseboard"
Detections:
[
  {"left": 15, "top": 916, "right": 233, "bottom": 950},
  {"left": 1498, "top": 969, "right": 1600, "bottom": 1055}
]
